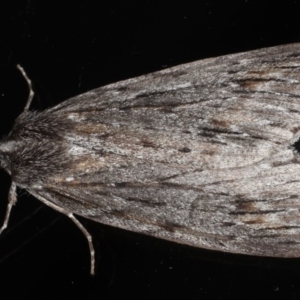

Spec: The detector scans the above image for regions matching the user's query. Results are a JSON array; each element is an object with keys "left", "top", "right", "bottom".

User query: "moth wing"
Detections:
[{"left": 26, "top": 43, "right": 300, "bottom": 257}]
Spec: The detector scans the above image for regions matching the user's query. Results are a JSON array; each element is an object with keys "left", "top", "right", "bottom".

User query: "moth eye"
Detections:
[{"left": 0, "top": 156, "right": 6, "bottom": 169}]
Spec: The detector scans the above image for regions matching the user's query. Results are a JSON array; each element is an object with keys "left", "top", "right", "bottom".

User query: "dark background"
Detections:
[{"left": 0, "top": 1, "right": 300, "bottom": 299}]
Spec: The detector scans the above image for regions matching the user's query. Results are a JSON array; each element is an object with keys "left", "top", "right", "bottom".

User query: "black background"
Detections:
[{"left": 0, "top": 1, "right": 300, "bottom": 299}]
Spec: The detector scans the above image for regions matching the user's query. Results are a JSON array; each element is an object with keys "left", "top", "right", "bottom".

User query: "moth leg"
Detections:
[
  {"left": 16, "top": 64, "right": 35, "bottom": 111},
  {"left": 27, "top": 191, "right": 95, "bottom": 275},
  {"left": 0, "top": 182, "right": 17, "bottom": 235},
  {"left": 67, "top": 214, "right": 95, "bottom": 275}
]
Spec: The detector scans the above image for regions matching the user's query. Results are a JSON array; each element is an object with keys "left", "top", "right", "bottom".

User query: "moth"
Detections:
[{"left": 1, "top": 43, "right": 300, "bottom": 275}]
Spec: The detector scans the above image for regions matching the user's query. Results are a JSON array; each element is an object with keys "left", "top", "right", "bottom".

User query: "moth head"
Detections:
[{"left": 0, "top": 140, "right": 15, "bottom": 174}]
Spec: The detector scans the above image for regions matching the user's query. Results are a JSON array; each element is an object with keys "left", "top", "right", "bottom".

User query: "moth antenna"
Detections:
[
  {"left": 29, "top": 191, "right": 95, "bottom": 275},
  {"left": 0, "top": 182, "right": 17, "bottom": 235},
  {"left": 16, "top": 64, "right": 35, "bottom": 112}
]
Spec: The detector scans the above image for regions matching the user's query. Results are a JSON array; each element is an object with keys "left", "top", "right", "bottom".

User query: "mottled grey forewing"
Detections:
[{"left": 23, "top": 43, "right": 300, "bottom": 257}]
